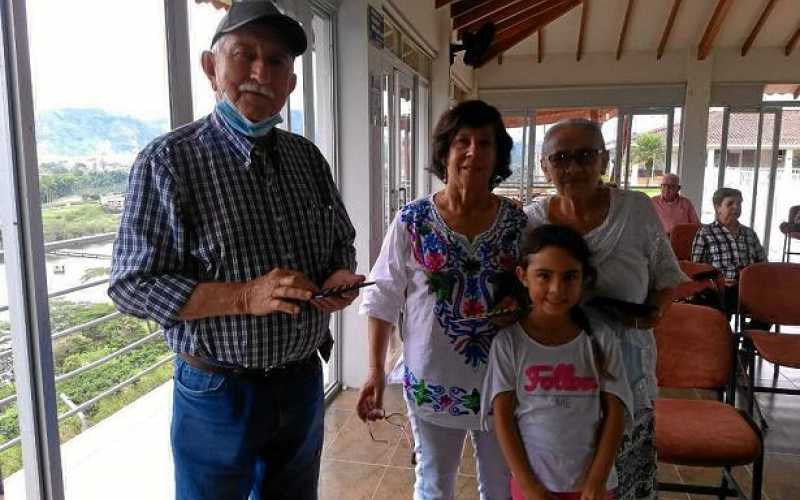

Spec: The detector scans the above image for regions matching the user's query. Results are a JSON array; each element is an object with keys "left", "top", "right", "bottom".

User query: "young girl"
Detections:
[{"left": 482, "top": 224, "right": 633, "bottom": 500}]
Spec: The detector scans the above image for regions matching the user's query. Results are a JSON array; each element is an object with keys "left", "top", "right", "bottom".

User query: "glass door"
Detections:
[
  {"left": 379, "top": 62, "right": 417, "bottom": 233},
  {"left": 702, "top": 107, "right": 781, "bottom": 253}
]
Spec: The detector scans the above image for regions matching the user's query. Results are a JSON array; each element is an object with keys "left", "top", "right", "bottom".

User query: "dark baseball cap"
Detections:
[{"left": 211, "top": 1, "right": 307, "bottom": 57}]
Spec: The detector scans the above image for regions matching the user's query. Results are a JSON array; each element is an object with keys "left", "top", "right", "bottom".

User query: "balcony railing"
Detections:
[{"left": 0, "top": 277, "right": 174, "bottom": 454}]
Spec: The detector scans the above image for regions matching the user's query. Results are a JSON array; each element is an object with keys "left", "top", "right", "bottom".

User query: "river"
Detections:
[{"left": 0, "top": 241, "right": 115, "bottom": 323}]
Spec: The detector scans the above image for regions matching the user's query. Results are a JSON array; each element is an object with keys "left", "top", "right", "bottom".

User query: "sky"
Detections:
[{"left": 26, "top": 0, "right": 223, "bottom": 122}]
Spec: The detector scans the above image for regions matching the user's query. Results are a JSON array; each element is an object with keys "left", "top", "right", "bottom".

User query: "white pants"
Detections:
[{"left": 408, "top": 412, "right": 510, "bottom": 500}]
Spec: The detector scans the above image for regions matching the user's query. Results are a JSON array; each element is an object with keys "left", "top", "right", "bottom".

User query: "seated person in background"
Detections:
[
  {"left": 691, "top": 187, "right": 768, "bottom": 327},
  {"left": 651, "top": 173, "right": 699, "bottom": 234}
]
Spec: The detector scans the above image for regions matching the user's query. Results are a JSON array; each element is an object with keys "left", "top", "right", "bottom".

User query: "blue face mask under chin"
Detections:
[{"left": 215, "top": 95, "right": 283, "bottom": 138}]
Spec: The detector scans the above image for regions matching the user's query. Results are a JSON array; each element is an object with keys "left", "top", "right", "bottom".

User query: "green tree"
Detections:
[{"left": 631, "top": 132, "right": 666, "bottom": 185}]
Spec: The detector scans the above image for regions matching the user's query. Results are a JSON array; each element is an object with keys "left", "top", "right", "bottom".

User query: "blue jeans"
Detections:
[{"left": 171, "top": 356, "right": 324, "bottom": 500}]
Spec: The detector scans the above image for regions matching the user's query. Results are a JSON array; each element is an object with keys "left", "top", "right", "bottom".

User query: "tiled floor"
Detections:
[{"left": 322, "top": 361, "right": 800, "bottom": 500}]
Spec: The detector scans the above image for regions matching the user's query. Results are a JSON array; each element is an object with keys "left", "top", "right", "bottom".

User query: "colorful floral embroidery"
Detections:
[
  {"left": 404, "top": 366, "right": 481, "bottom": 416},
  {"left": 400, "top": 198, "right": 527, "bottom": 368}
]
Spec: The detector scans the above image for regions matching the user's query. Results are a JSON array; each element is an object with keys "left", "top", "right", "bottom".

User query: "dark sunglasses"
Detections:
[{"left": 546, "top": 148, "right": 605, "bottom": 168}]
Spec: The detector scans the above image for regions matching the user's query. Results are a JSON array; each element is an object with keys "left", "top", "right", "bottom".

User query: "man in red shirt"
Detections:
[{"left": 651, "top": 173, "right": 699, "bottom": 234}]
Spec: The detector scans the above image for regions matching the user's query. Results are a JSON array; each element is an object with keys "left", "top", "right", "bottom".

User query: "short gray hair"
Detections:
[
  {"left": 662, "top": 173, "right": 680, "bottom": 185},
  {"left": 712, "top": 187, "right": 742, "bottom": 207},
  {"left": 542, "top": 118, "right": 606, "bottom": 155}
]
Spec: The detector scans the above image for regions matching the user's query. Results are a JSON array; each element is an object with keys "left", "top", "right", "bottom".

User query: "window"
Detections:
[
  {"left": 3, "top": 0, "right": 174, "bottom": 497},
  {"left": 189, "top": 2, "right": 226, "bottom": 119}
]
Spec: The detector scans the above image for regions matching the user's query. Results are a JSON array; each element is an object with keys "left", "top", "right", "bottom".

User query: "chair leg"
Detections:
[
  {"left": 718, "top": 467, "right": 729, "bottom": 500},
  {"left": 752, "top": 450, "right": 764, "bottom": 500}
]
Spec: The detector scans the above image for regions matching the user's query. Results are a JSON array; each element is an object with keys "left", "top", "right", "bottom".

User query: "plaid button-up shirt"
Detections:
[
  {"left": 690, "top": 220, "right": 766, "bottom": 280},
  {"left": 109, "top": 111, "right": 356, "bottom": 369}
]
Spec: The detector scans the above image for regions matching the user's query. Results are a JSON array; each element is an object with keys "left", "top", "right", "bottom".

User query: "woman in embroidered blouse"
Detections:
[
  {"left": 524, "top": 119, "right": 685, "bottom": 500},
  {"left": 357, "top": 100, "right": 527, "bottom": 500}
]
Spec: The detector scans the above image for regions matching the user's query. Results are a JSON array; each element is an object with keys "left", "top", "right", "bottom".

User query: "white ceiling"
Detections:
[{"left": 503, "top": 0, "right": 800, "bottom": 57}]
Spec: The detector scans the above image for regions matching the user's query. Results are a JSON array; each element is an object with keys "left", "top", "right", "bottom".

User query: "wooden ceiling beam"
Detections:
[
  {"left": 457, "top": 0, "right": 560, "bottom": 38},
  {"left": 454, "top": 0, "right": 520, "bottom": 30},
  {"left": 478, "top": 0, "right": 580, "bottom": 66},
  {"left": 576, "top": 0, "right": 588, "bottom": 61},
  {"left": 538, "top": 29, "right": 544, "bottom": 63},
  {"left": 657, "top": 0, "right": 682, "bottom": 60},
  {"left": 493, "top": 0, "right": 574, "bottom": 38},
  {"left": 436, "top": 0, "right": 456, "bottom": 8},
  {"left": 451, "top": 0, "right": 488, "bottom": 18},
  {"left": 794, "top": 85, "right": 800, "bottom": 100},
  {"left": 697, "top": 0, "right": 734, "bottom": 60},
  {"left": 787, "top": 24, "right": 800, "bottom": 56},
  {"left": 615, "top": 0, "right": 635, "bottom": 60},
  {"left": 742, "top": 0, "right": 777, "bottom": 57}
]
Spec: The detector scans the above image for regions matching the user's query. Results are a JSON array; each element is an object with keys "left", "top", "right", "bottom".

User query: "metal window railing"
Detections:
[{"left": 0, "top": 278, "right": 174, "bottom": 451}]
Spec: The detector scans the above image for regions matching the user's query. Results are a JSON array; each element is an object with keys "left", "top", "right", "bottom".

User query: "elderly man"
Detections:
[
  {"left": 651, "top": 172, "right": 699, "bottom": 234},
  {"left": 109, "top": 2, "right": 362, "bottom": 499}
]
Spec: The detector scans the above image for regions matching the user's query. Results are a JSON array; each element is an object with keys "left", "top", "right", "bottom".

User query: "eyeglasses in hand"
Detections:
[
  {"left": 366, "top": 409, "right": 412, "bottom": 450},
  {"left": 546, "top": 148, "right": 605, "bottom": 168}
]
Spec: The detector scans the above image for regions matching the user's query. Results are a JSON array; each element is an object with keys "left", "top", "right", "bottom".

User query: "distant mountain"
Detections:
[
  {"left": 36, "top": 108, "right": 169, "bottom": 158},
  {"left": 36, "top": 107, "right": 305, "bottom": 158}
]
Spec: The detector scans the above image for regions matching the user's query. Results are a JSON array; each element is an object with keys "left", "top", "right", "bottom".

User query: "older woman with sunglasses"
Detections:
[
  {"left": 524, "top": 119, "right": 685, "bottom": 500},
  {"left": 357, "top": 100, "right": 527, "bottom": 500}
]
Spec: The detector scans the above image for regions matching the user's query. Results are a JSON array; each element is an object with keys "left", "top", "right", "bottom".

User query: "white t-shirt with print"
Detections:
[{"left": 482, "top": 319, "right": 633, "bottom": 492}]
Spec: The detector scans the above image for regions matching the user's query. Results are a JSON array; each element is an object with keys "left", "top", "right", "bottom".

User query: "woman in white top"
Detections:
[
  {"left": 357, "top": 100, "right": 528, "bottom": 500},
  {"left": 524, "top": 119, "right": 685, "bottom": 500}
]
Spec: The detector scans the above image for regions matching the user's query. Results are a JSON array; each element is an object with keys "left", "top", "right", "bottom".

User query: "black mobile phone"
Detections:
[{"left": 313, "top": 281, "right": 376, "bottom": 299}]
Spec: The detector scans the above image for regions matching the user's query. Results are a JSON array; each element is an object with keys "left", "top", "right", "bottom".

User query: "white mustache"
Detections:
[{"left": 238, "top": 82, "right": 274, "bottom": 98}]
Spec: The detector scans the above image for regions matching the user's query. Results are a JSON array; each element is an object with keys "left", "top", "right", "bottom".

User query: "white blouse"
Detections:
[
  {"left": 360, "top": 195, "right": 527, "bottom": 429},
  {"left": 524, "top": 189, "right": 687, "bottom": 408}
]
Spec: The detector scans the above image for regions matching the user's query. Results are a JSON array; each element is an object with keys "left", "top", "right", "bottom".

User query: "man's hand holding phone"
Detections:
[{"left": 312, "top": 269, "right": 368, "bottom": 313}]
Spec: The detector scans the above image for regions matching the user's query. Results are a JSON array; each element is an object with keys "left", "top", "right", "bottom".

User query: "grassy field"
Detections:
[{"left": 41, "top": 202, "right": 120, "bottom": 242}]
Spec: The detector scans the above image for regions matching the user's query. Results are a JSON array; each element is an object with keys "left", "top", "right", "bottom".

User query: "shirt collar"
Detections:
[{"left": 210, "top": 110, "right": 278, "bottom": 171}]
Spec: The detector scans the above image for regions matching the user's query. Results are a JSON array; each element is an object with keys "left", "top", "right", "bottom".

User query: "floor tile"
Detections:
[
  {"left": 318, "top": 459, "right": 384, "bottom": 500},
  {"left": 372, "top": 466, "right": 415, "bottom": 499},
  {"left": 329, "top": 387, "right": 360, "bottom": 410},
  {"left": 454, "top": 474, "right": 480, "bottom": 500},
  {"left": 323, "top": 408, "right": 353, "bottom": 455},
  {"left": 325, "top": 410, "right": 400, "bottom": 465},
  {"left": 460, "top": 435, "right": 476, "bottom": 476},
  {"left": 763, "top": 453, "right": 800, "bottom": 500}
]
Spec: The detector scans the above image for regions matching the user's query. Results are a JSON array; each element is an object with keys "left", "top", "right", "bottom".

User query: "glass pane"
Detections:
[
  {"left": 189, "top": 1, "right": 226, "bottom": 120},
  {"left": 397, "top": 76, "right": 414, "bottom": 208},
  {"left": 289, "top": 56, "right": 305, "bottom": 136},
  {"left": 768, "top": 108, "right": 800, "bottom": 261},
  {"left": 311, "top": 12, "right": 337, "bottom": 390},
  {"left": 312, "top": 13, "right": 335, "bottom": 165},
  {"left": 382, "top": 73, "right": 393, "bottom": 230},
  {"left": 496, "top": 113, "right": 526, "bottom": 203},
  {"left": 0, "top": 142, "right": 24, "bottom": 499},
  {"left": 751, "top": 113, "right": 777, "bottom": 241},
  {"left": 20, "top": 0, "right": 174, "bottom": 497},
  {"left": 627, "top": 114, "right": 669, "bottom": 193},
  {"left": 417, "top": 82, "right": 430, "bottom": 195},
  {"left": 701, "top": 107, "right": 725, "bottom": 222}
]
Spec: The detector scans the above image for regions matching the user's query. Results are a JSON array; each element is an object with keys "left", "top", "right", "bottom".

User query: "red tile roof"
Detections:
[{"left": 706, "top": 109, "right": 800, "bottom": 148}]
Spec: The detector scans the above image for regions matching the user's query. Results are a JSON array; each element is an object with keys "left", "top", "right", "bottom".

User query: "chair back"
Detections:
[
  {"left": 790, "top": 205, "right": 800, "bottom": 225},
  {"left": 673, "top": 261, "right": 724, "bottom": 308},
  {"left": 739, "top": 263, "right": 800, "bottom": 326},
  {"left": 655, "top": 303, "right": 732, "bottom": 390},
  {"left": 670, "top": 223, "right": 702, "bottom": 261}
]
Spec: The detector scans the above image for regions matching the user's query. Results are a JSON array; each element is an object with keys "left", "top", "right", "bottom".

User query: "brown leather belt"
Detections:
[{"left": 178, "top": 352, "right": 319, "bottom": 382}]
